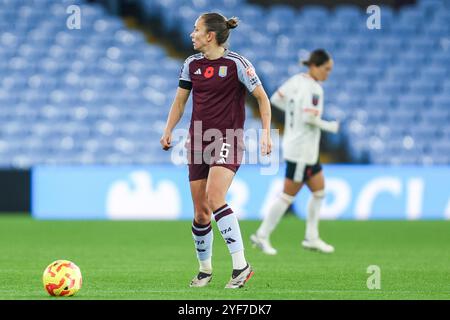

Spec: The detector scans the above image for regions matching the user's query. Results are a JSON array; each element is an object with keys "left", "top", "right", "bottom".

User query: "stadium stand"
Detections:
[
  {"left": 138, "top": 0, "right": 450, "bottom": 165},
  {"left": 0, "top": 0, "right": 190, "bottom": 166},
  {"left": 0, "top": 0, "right": 449, "bottom": 167}
]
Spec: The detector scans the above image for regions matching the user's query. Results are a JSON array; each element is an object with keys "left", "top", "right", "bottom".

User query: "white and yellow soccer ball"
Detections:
[{"left": 42, "top": 260, "right": 82, "bottom": 297}]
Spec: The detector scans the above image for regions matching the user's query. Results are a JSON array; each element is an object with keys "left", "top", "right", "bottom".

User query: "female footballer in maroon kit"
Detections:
[{"left": 160, "top": 13, "right": 272, "bottom": 289}]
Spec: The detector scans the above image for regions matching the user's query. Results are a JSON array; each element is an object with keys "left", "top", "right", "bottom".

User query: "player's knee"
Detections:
[
  {"left": 205, "top": 189, "right": 224, "bottom": 211},
  {"left": 312, "top": 189, "right": 325, "bottom": 199},
  {"left": 194, "top": 207, "right": 211, "bottom": 225}
]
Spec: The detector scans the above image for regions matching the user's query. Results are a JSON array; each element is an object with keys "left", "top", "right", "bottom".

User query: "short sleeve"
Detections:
[
  {"left": 270, "top": 75, "right": 299, "bottom": 110},
  {"left": 235, "top": 56, "right": 261, "bottom": 93},
  {"left": 178, "top": 57, "right": 192, "bottom": 90},
  {"left": 179, "top": 58, "right": 191, "bottom": 82},
  {"left": 277, "top": 75, "right": 298, "bottom": 98}
]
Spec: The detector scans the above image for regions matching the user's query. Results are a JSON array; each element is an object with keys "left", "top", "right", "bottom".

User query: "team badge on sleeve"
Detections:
[
  {"left": 312, "top": 94, "right": 320, "bottom": 106},
  {"left": 218, "top": 66, "right": 228, "bottom": 77},
  {"left": 246, "top": 67, "right": 256, "bottom": 77}
]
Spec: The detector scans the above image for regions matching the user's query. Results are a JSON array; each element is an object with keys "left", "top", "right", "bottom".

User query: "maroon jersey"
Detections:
[{"left": 179, "top": 49, "right": 261, "bottom": 151}]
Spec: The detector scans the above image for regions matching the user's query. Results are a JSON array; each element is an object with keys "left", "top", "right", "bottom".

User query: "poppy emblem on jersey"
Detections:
[
  {"left": 204, "top": 66, "right": 214, "bottom": 79},
  {"left": 218, "top": 66, "right": 227, "bottom": 77},
  {"left": 312, "top": 94, "right": 320, "bottom": 106}
]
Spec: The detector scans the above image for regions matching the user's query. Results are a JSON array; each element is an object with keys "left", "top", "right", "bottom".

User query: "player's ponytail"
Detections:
[
  {"left": 226, "top": 17, "right": 239, "bottom": 29},
  {"left": 200, "top": 13, "right": 238, "bottom": 46},
  {"left": 302, "top": 49, "right": 331, "bottom": 67}
]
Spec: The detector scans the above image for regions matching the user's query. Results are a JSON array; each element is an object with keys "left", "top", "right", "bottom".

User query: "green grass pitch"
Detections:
[{"left": 0, "top": 214, "right": 449, "bottom": 300}]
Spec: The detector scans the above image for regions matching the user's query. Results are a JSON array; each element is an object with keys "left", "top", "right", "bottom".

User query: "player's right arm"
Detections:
[
  {"left": 160, "top": 87, "right": 191, "bottom": 150},
  {"left": 269, "top": 75, "right": 297, "bottom": 111},
  {"left": 161, "top": 57, "right": 193, "bottom": 150}
]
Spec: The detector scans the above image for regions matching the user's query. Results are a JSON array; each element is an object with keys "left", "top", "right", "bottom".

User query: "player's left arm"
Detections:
[
  {"left": 236, "top": 57, "right": 272, "bottom": 155},
  {"left": 252, "top": 85, "right": 272, "bottom": 155},
  {"left": 303, "top": 111, "right": 339, "bottom": 133},
  {"left": 302, "top": 90, "right": 339, "bottom": 134}
]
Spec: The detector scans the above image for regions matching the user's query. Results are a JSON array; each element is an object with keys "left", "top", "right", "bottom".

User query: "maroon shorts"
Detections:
[{"left": 187, "top": 137, "right": 244, "bottom": 181}]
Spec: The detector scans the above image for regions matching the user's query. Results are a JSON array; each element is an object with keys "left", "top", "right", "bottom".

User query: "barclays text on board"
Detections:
[{"left": 32, "top": 165, "right": 450, "bottom": 220}]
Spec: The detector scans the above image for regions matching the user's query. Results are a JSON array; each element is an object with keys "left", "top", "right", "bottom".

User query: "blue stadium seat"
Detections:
[
  {"left": 418, "top": 109, "right": 450, "bottom": 126},
  {"left": 333, "top": 4, "right": 361, "bottom": 21},
  {"left": 374, "top": 36, "right": 407, "bottom": 53},
  {"left": 389, "top": 21, "right": 419, "bottom": 38},
  {"left": 363, "top": 94, "right": 394, "bottom": 110},
  {"left": 365, "top": 50, "right": 397, "bottom": 67},
  {"left": 340, "top": 37, "right": 373, "bottom": 53},
  {"left": 299, "top": 5, "right": 329, "bottom": 22},
  {"left": 396, "top": 51, "right": 428, "bottom": 68},
  {"left": 416, "top": 0, "right": 444, "bottom": 11},
  {"left": 0, "top": 0, "right": 448, "bottom": 167},
  {"left": 431, "top": 94, "right": 450, "bottom": 108},
  {"left": 407, "top": 79, "right": 440, "bottom": 95},
  {"left": 398, "top": 5, "right": 428, "bottom": 24},
  {"left": 373, "top": 79, "right": 406, "bottom": 98},
  {"left": 354, "top": 65, "right": 384, "bottom": 82},
  {"left": 430, "top": 51, "right": 450, "bottom": 66},
  {"left": 344, "top": 79, "right": 371, "bottom": 95},
  {"left": 384, "top": 65, "right": 419, "bottom": 81},
  {"left": 397, "top": 95, "right": 428, "bottom": 109},
  {"left": 432, "top": 10, "right": 450, "bottom": 25},
  {"left": 423, "top": 22, "right": 450, "bottom": 37},
  {"left": 420, "top": 67, "right": 449, "bottom": 82},
  {"left": 388, "top": 109, "right": 418, "bottom": 124},
  {"left": 408, "top": 37, "right": 439, "bottom": 52},
  {"left": 237, "top": 4, "right": 266, "bottom": 23}
]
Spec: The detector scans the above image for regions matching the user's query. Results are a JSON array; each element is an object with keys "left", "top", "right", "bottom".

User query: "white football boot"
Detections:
[
  {"left": 302, "top": 238, "right": 335, "bottom": 253},
  {"left": 225, "top": 264, "right": 254, "bottom": 289},
  {"left": 250, "top": 234, "right": 277, "bottom": 255},
  {"left": 189, "top": 272, "right": 212, "bottom": 287}
]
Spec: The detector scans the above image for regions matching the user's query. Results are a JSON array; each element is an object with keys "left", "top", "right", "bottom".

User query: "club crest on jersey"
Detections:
[
  {"left": 312, "top": 94, "right": 320, "bottom": 106},
  {"left": 218, "top": 66, "right": 228, "bottom": 77}
]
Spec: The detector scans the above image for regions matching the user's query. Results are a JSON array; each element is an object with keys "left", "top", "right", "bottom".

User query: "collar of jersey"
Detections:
[
  {"left": 200, "top": 48, "right": 229, "bottom": 61},
  {"left": 301, "top": 73, "right": 319, "bottom": 83}
]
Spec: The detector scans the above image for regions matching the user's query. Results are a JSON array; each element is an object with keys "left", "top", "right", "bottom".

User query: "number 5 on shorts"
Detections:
[{"left": 220, "top": 143, "right": 231, "bottom": 160}]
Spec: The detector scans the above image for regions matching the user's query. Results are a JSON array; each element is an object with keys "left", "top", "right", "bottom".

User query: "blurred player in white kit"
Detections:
[{"left": 251, "top": 49, "right": 339, "bottom": 255}]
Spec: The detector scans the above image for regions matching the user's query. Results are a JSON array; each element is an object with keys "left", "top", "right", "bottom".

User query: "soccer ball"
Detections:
[{"left": 42, "top": 260, "right": 82, "bottom": 297}]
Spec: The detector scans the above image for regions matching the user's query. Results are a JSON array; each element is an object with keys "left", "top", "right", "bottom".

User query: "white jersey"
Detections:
[{"left": 271, "top": 73, "right": 326, "bottom": 165}]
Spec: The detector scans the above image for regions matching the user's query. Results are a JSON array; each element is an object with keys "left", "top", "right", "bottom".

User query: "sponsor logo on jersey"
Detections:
[
  {"left": 194, "top": 68, "right": 201, "bottom": 75},
  {"left": 218, "top": 66, "right": 228, "bottom": 77},
  {"left": 312, "top": 94, "right": 320, "bottom": 106},
  {"left": 250, "top": 78, "right": 258, "bottom": 86},
  {"left": 204, "top": 66, "right": 214, "bottom": 78}
]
